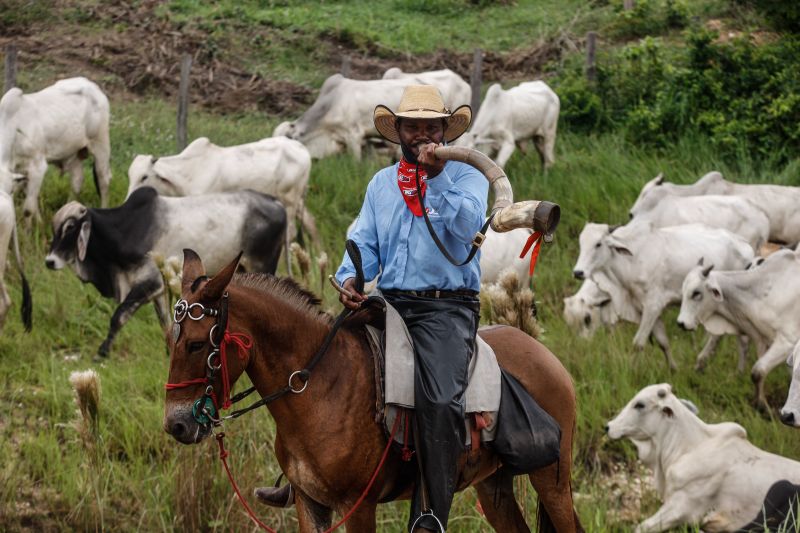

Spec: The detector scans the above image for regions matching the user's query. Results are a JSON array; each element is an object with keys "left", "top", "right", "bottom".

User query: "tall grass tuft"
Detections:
[
  {"left": 68, "top": 369, "right": 104, "bottom": 531},
  {"left": 482, "top": 271, "right": 541, "bottom": 338},
  {"left": 290, "top": 242, "right": 312, "bottom": 285},
  {"left": 316, "top": 251, "right": 329, "bottom": 296}
]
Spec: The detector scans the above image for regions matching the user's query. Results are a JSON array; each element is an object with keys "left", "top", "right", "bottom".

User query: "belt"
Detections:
[{"left": 383, "top": 289, "right": 479, "bottom": 299}]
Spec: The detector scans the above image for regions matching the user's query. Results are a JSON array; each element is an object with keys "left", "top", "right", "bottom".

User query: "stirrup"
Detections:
[
  {"left": 410, "top": 510, "right": 445, "bottom": 532},
  {"left": 254, "top": 476, "right": 295, "bottom": 508}
]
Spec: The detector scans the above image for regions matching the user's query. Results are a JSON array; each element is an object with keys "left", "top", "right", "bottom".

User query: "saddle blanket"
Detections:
[{"left": 364, "top": 294, "right": 502, "bottom": 446}]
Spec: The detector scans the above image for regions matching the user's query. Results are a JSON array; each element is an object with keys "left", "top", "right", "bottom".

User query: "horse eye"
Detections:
[
  {"left": 691, "top": 290, "right": 702, "bottom": 301},
  {"left": 634, "top": 402, "right": 645, "bottom": 410},
  {"left": 187, "top": 340, "right": 205, "bottom": 353}
]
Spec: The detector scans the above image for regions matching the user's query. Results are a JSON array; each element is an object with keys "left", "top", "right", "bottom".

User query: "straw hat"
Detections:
[{"left": 374, "top": 85, "right": 472, "bottom": 144}]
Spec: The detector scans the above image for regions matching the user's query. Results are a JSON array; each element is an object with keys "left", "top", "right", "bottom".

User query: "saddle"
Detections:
[{"left": 355, "top": 293, "right": 502, "bottom": 449}]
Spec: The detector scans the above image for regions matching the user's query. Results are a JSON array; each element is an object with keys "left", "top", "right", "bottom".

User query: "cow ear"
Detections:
[
  {"left": 679, "top": 398, "right": 699, "bottom": 415},
  {"left": 201, "top": 252, "right": 243, "bottom": 302},
  {"left": 181, "top": 249, "right": 206, "bottom": 292},
  {"left": 607, "top": 237, "right": 633, "bottom": 256},
  {"left": 661, "top": 406, "right": 674, "bottom": 418},
  {"left": 77, "top": 221, "right": 91, "bottom": 262},
  {"left": 707, "top": 278, "right": 723, "bottom": 301}
]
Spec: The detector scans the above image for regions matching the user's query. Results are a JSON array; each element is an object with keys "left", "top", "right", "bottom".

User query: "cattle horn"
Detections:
[{"left": 432, "top": 146, "right": 560, "bottom": 237}]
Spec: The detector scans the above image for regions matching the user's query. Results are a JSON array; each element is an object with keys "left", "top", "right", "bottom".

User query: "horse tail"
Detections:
[{"left": 12, "top": 223, "right": 31, "bottom": 331}]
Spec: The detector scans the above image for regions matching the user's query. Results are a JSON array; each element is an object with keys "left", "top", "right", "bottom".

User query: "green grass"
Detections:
[{"left": 1, "top": 94, "right": 799, "bottom": 531}]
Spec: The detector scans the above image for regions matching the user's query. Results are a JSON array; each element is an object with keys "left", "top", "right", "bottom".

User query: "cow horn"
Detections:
[{"left": 432, "top": 146, "right": 560, "bottom": 237}]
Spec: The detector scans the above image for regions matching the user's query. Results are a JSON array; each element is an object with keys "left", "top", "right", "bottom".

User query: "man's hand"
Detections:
[
  {"left": 417, "top": 142, "right": 445, "bottom": 177},
  {"left": 339, "top": 277, "right": 367, "bottom": 310}
]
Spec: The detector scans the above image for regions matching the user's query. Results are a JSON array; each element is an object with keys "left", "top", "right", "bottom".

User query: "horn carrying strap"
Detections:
[{"left": 414, "top": 163, "right": 493, "bottom": 267}]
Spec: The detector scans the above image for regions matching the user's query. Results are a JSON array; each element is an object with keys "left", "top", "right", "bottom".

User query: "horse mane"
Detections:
[{"left": 232, "top": 272, "right": 333, "bottom": 325}]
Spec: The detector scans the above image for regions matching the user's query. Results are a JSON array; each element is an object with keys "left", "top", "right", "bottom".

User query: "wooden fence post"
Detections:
[
  {"left": 340, "top": 55, "right": 351, "bottom": 78},
  {"left": 177, "top": 53, "right": 192, "bottom": 152},
  {"left": 586, "top": 32, "right": 597, "bottom": 84},
  {"left": 4, "top": 44, "right": 17, "bottom": 94},
  {"left": 470, "top": 48, "right": 482, "bottom": 114}
]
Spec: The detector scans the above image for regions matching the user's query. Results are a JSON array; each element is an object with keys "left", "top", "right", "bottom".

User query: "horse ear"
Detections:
[
  {"left": 201, "top": 252, "right": 243, "bottom": 302},
  {"left": 181, "top": 249, "right": 206, "bottom": 293}
]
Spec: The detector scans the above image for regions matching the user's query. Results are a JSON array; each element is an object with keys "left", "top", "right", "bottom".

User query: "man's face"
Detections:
[{"left": 396, "top": 118, "right": 445, "bottom": 156}]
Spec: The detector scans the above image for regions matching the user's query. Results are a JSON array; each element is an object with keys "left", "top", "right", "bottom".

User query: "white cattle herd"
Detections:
[{"left": 4, "top": 69, "right": 800, "bottom": 531}]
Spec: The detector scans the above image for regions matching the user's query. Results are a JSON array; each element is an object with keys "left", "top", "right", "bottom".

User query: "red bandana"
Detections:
[{"left": 397, "top": 159, "right": 427, "bottom": 216}]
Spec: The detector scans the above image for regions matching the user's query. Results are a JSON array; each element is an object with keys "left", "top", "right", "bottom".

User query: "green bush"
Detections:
[{"left": 553, "top": 29, "right": 800, "bottom": 163}]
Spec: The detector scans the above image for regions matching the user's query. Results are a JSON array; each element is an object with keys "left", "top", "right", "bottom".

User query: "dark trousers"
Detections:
[{"left": 383, "top": 293, "right": 480, "bottom": 532}]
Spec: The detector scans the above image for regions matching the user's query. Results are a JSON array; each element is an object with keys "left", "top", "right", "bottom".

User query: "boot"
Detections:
[{"left": 254, "top": 484, "right": 294, "bottom": 508}]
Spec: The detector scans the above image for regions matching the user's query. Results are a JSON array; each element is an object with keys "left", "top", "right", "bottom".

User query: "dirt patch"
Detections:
[{"left": 1, "top": 1, "right": 574, "bottom": 116}]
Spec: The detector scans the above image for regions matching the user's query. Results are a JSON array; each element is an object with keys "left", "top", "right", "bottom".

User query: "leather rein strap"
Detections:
[{"left": 414, "top": 162, "right": 493, "bottom": 267}]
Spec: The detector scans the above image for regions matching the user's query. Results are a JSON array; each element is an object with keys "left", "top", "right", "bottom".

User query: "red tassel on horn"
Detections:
[{"left": 519, "top": 231, "right": 543, "bottom": 277}]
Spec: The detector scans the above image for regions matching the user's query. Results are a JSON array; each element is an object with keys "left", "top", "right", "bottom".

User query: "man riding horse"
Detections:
[{"left": 259, "top": 85, "right": 486, "bottom": 532}]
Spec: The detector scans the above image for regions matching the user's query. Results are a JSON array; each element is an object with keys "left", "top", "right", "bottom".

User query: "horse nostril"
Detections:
[
  {"left": 781, "top": 411, "right": 795, "bottom": 426},
  {"left": 573, "top": 270, "right": 584, "bottom": 280},
  {"left": 170, "top": 421, "right": 188, "bottom": 438}
]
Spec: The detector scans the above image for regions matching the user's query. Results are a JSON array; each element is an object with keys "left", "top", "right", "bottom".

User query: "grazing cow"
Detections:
[
  {"left": 629, "top": 191, "right": 769, "bottom": 251},
  {"left": 127, "top": 136, "right": 317, "bottom": 270},
  {"left": 677, "top": 249, "right": 800, "bottom": 411},
  {"left": 573, "top": 222, "right": 754, "bottom": 369},
  {"left": 563, "top": 278, "right": 619, "bottom": 337},
  {"left": 45, "top": 187, "right": 286, "bottom": 358},
  {"left": 631, "top": 172, "right": 800, "bottom": 244},
  {"left": 606, "top": 384, "right": 800, "bottom": 533},
  {"left": 457, "top": 81, "right": 559, "bottom": 169},
  {"left": 0, "top": 191, "right": 31, "bottom": 333},
  {"left": 273, "top": 74, "right": 419, "bottom": 159},
  {"left": 381, "top": 68, "right": 471, "bottom": 109},
  {"left": 0, "top": 77, "right": 111, "bottom": 220}
]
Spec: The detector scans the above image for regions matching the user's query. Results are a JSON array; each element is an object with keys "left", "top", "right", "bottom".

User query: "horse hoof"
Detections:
[{"left": 255, "top": 484, "right": 294, "bottom": 508}]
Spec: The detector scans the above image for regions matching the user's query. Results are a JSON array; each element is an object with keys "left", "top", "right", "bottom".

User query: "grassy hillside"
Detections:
[{"left": 2, "top": 0, "right": 800, "bottom": 531}]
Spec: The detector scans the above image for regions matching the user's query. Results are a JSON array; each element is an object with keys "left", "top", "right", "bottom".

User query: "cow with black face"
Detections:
[{"left": 45, "top": 187, "right": 286, "bottom": 359}]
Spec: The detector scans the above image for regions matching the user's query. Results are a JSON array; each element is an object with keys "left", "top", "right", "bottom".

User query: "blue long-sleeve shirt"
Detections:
[{"left": 335, "top": 160, "right": 489, "bottom": 291}]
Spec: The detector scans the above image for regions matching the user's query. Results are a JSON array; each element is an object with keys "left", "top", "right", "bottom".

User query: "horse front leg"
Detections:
[
  {"left": 295, "top": 488, "right": 333, "bottom": 533},
  {"left": 342, "top": 503, "right": 376, "bottom": 533},
  {"left": 475, "top": 470, "right": 529, "bottom": 532}
]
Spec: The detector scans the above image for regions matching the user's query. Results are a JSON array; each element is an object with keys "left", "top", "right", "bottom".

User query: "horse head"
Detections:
[{"left": 163, "top": 248, "right": 247, "bottom": 445}]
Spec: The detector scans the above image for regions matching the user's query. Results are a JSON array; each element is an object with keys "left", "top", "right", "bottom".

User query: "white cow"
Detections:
[
  {"left": 273, "top": 74, "right": 419, "bottom": 159},
  {"left": 127, "top": 136, "right": 317, "bottom": 271},
  {"left": 563, "top": 278, "right": 617, "bottom": 337},
  {"left": 629, "top": 190, "right": 769, "bottom": 251},
  {"left": 780, "top": 341, "right": 800, "bottom": 427},
  {"left": 632, "top": 171, "right": 800, "bottom": 244},
  {"left": 0, "top": 77, "right": 111, "bottom": 219},
  {"left": 678, "top": 249, "right": 800, "bottom": 411},
  {"left": 0, "top": 191, "right": 30, "bottom": 333},
  {"left": 573, "top": 222, "right": 754, "bottom": 369},
  {"left": 457, "top": 81, "right": 559, "bottom": 169},
  {"left": 607, "top": 383, "right": 800, "bottom": 532},
  {"left": 381, "top": 68, "right": 471, "bottom": 109}
]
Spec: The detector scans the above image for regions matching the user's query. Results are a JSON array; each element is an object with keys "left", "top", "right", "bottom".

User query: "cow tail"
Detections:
[
  {"left": 12, "top": 223, "right": 31, "bottom": 331},
  {"left": 92, "top": 159, "right": 101, "bottom": 197}
]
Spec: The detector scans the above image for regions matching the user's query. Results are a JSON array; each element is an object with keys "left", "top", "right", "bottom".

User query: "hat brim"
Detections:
[{"left": 374, "top": 104, "right": 472, "bottom": 145}]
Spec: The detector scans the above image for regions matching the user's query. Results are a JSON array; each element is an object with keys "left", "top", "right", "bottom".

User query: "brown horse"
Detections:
[{"left": 164, "top": 250, "right": 583, "bottom": 532}]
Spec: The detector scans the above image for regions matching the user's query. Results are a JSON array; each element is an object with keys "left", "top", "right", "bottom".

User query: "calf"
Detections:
[
  {"left": 563, "top": 278, "right": 617, "bottom": 338},
  {"left": 0, "top": 77, "right": 111, "bottom": 220},
  {"left": 631, "top": 171, "right": 800, "bottom": 244},
  {"left": 678, "top": 249, "right": 800, "bottom": 411},
  {"left": 45, "top": 187, "right": 286, "bottom": 358},
  {"left": 573, "top": 222, "right": 754, "bottom": 369},
  {"left": 457, "top": 81, "right": 559, "bottom": 169},
  {"left": 607, "top": 384, "right": 800, "bottom": 533}
]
